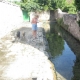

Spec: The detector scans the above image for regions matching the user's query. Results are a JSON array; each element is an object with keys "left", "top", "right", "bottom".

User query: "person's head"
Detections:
[{"left": 34, "top": 15, "right": 39, "bottom": 19}]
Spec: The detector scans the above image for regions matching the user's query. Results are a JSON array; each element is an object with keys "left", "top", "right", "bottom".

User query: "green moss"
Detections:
[
  {"left": 56, "top": 18, "right": 69, "bottom": 30},
  {"left": 77, "top": 20, "right": 80, "bottom": 27},
  {"left": 56, "top": 18, "right": 65, "bottom": 27}
]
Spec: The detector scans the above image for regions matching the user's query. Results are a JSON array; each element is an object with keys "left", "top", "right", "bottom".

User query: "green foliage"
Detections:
[
  {"left": 45, "top": 22, "right": 64, "bottom": 57},
  {"left": 77, "top": 20, "right": 80, "bottom": 27},
  {"left": 52, "top": 0, "right": 66, "bottom": 10},
  {"left": 63, "top": 5, "right": 76, "bottom": 14},
  {"left": 75, "top": 0, "right": 80, "bottom": 11},
  {"left": 13, "top": 1, "right": 21, "bottom": 5},
  {"left": 21, "top": 0, "right": 27, "bottom": 3},
  {"left": 20, "top": 1, "right": 41, "bottom": 12},
  {"left": 63, "top": 0, "right": 77, "bottom": 14},
  {"left": 68, "top": 5, "right": 76, "bottom": 14},
  {"left": 12, "top": 0, "right": 77, "bottom": 14},
  {"left": 38, "top": 0, "right": 53, "bottom": 10},
  {"left": 46, "top": 33, "right": 64, "bottom": 57},
  {"left": 43, "top": 5, "right": 49, "bottom": 11},
  {"left": 16, "top": 0, "right": 67, "bottom": 11},
  {"left": 56, "top": 18, "right": 65, "bottom": 27}
]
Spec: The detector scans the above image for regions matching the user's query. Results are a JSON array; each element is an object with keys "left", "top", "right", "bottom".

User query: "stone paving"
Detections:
[{"left": 0, "top": 22, "right": 56, "bottom": 80}]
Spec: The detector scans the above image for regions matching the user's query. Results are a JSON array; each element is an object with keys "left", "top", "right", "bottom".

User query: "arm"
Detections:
[{"left": 31, "top": 18, "right": 34, "bottom": 24}]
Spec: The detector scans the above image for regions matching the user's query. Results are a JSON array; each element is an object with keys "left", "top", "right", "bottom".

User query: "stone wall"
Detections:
[
  {"left": 55, "top": 9, "right": 80, "bottom": 41},
  {"left": 0, "top": 1, "right": 23, "bottom": 38},
  {"left": 30, "top": 11, "right": 50, "bottom": 22}
]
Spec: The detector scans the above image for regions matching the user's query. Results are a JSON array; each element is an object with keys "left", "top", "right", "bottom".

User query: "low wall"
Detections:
[
  {"left": 55, "top": 9, "right": 80, "bottom": 41},
  {"left": 0, "top": 2, "right": 24, "bottom": 38},
  {"left": 30, "top": 11, "right": 50, "bottom": 22}
]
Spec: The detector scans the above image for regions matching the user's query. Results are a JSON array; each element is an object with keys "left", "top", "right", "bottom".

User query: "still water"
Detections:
[
  {"left": 52, "top": 41, "right": 76, "bottom": 80},
  {"left": 44, "top": 22, "right": 80, "bottom": 80}
]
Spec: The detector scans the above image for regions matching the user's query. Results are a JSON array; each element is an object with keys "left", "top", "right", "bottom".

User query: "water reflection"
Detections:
[
  {"left": 44, "top": 22, "right": 80, "bottom": 80},
  {"left": 43, "top": 22, "right": 64, "bottom": 58},
  {"left": 46, "top": 33, "right": 64, "bottom": 58},
  {"left": 59, "top": 25, "right": 80, "bottom": 80}
]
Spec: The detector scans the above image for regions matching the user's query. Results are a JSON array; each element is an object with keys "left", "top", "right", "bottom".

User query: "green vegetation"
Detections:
[
  {"left": 72, "top": 59, "right": 80, "bottom": 80},
  {"left": 75, "top": 0, "right": 80, "bottom": 11},
  {"left": 19, "top": 0, "right": 66, "bottom": 11},
  {"left": 57, "top": 18, "right": 63, "bottom": 26},
  {"left": 20, "top": 1, "right": 41, "bottom": 12},
  {"left": 75, "top": 0, "right": 80, "bottom": 26},
  {"left": 77, "top": 20, "right": 80, "bottom": 27},
  {"left": 43, "top": 22, "right": 64, "bottom": 57},
  {"left": 11, "top": 0, "right": 77, "bottom": 14},
  {"left": 63, "top": 0, "right": 77, "bottom": 14},
  {"left": 20, "top": 0, "right": 65, "bottom": 11},
  {"left": 46, "top": 33, "right": 64, "bottom": 57},
  {"left": 52, "top": 0, "right": 66, "bottom": 10}
]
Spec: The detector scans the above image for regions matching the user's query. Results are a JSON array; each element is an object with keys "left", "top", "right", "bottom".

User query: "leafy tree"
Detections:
[
  {"left": 13, "top": 0, "right": 77, "bottom": 14},
  {"left": 75, "top": 0, "right": 80, "bottom": 26},
  {"left": 51, "top": 0, "right": 66, "bottom": 10},
  {"left": 63, "top": 0, "right": 77, "bottom": 14},
  {"left": 18, "top": 0, "right": 66, "bottom": 11},
  {"left": 20, "top": 1, "right": 41, "bottom": 12},
  {"left": 75, "top": 0, "right": 80, "bottom": 11},
  {"left": 38, "top": 0, "right": 52, "bottom": 10}
]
